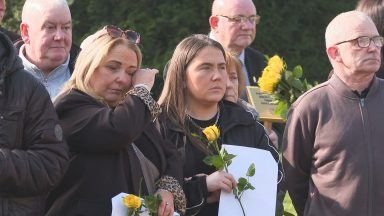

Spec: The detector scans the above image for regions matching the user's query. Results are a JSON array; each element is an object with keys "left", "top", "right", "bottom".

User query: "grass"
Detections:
[{"left": 283, "top": 193, "right": 297, "bottom": 216}]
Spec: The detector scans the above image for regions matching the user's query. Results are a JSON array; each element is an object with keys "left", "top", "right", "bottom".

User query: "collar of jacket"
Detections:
[
  {"left": 163, "top": 100, "right": 256, "bottom": 134},
  {"left": 13, "top": 39, "right": 80, "bottom": 74},
  {"left": 329, "top": 73, "right": 380, "bottom": 100},
  {"left": 0, "top": 31, "right": 24, "bottom": 96}
]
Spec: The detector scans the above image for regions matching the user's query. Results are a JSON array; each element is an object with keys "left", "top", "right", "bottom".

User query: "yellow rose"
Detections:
[
  {"left": 203, "top": 125, "right": 220, "bottom": 142},
  {"left": 258, "top": 55, "right": 285, "bottom": 93},
  {"left": 268, "top": 55, "right": 284, "bottom": 74},
  {"left": 258, "top": 76, "right": 275, "bottom": 93},
  {"left": 123, "top": 194, "right": 142, "bottom": 209}
]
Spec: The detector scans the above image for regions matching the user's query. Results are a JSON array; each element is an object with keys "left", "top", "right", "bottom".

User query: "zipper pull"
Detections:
[{"left": 360, "top": 98, "right": 365, "bottom": 107}]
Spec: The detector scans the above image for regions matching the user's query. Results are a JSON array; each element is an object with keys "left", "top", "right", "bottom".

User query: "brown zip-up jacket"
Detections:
[{"left": 283, "top": 74, "right": 384, "bottom": 216}]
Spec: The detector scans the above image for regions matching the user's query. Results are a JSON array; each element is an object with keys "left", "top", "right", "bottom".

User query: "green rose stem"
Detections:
[
  {"left": 197, "top": 125, "right": 255, "bottom": 216},
  {"left": 211, "top": 140, "right": 246, "bottom": 216}
]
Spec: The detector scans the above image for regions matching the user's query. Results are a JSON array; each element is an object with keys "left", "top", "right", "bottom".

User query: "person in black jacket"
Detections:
[
  {"left": 158, "top": 34, "right": 283, "bottom": 216},
  {"left": 0, "top": 31, "right": 69, "bottom": 215},
  {"left": 45, "top": 26, "right": 186, "bottom": 216}
]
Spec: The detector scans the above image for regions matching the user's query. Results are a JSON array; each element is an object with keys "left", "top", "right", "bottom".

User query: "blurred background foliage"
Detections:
[{"left": 3, "top": 0, "right": 355, "bottom": 98}]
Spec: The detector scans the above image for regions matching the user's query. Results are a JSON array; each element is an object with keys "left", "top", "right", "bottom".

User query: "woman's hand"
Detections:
[
  {"left": 156, "top": 189, "right": 174, "bottom": 216},
  {"left": 268, "top": 130, "right": 279, "bottom": 149},
  {"left": 133, "top": 68, "right": 159, "bottom": 91},
  {"left": 206, "top": 171, "right": 237, "bottom": 193}
]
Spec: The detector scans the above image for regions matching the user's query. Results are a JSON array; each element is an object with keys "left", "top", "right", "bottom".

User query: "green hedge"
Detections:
[{"left": 3, "top": 0, "right": 355, "bottom": 97}]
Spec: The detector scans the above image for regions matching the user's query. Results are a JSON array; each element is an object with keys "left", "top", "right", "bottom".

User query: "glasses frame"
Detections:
[
  {"left": 103, "top": 25, "right": 141, "bottom": 44},
  {"left": 217, "top": 14, "right": 260, "bottom": 25},
  {"left": 335, "top": 35, "right": 384, "bottom": 48}
]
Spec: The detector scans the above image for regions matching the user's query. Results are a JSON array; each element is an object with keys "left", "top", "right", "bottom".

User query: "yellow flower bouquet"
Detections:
[{"left": 257, "top": 55, "right": 316, "bottom": 119}]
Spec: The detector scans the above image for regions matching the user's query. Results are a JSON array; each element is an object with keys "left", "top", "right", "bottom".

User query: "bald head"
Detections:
[
  {"left": 22, "top": 0, "right": 70, "bottom": 23},
  {"left": 210, "top": 0, "right": 257, "bottom": 53},
  {"left": 20, "top": 0, "right": 72, "bottom": 74},
  {"left": 212, "top": 0, "right": 256, "bottom": 16},
  {"left": 325, "top": 10, "right": 377, "bottom": 48}
]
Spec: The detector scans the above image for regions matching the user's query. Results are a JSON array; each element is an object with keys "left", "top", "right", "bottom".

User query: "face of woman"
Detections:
[
  {"left": 90, "top": 44, "right": 138, "bottom": 106},
  {"left": 224, "top": 64, "right": 239, "bottom": 103},
  {"left": 186, "top": 46, "right": 227, "bottom": 107}
]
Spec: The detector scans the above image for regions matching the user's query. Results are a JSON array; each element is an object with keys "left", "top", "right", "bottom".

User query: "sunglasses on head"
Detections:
[{"left": 103, "top": 25, "right": 141, "bottom": 44}]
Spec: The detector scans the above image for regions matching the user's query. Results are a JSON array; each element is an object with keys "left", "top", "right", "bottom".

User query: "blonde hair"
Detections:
[
  {"left": 58, "top": 28, "right": 142, "bottom": 102},
  {"left": 225, "top": 51, "right": 245, "bottom": 96}
]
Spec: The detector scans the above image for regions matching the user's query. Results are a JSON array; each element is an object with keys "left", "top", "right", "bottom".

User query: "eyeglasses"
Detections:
[
  {"left": 102, "top": 25, "right": 141, "bottom": 44},
  {"left": 217, "top": 15, "right": 260, "bottom": 25},
  {"left": 335, "top": 36, "right": 384, "bottom": 48}
]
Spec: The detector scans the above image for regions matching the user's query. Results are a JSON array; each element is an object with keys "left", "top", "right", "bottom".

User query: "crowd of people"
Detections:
[{"left": 1, "top": 0, "right": 384, "bottom": 215}]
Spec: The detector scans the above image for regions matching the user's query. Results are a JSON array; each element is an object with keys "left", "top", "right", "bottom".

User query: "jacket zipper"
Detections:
[{"left": 359, "top": 98, "right": 373, "bottom": 215}]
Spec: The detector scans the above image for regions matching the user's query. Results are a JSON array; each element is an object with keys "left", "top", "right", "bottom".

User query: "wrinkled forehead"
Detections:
[
  {"left": 326, "top": 11, "right": 378, "bottom": 47},
  {"left": 341, "top": 19, "right": 377, "bottom": 39}
]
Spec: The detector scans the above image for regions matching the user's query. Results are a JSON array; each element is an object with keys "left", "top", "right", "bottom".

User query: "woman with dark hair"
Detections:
[
  {"left": 45, "top": 26, "right": 186, "bottom": 216},
  {"left": 158, "top": 34, "right": 283, "bottom": 215}
]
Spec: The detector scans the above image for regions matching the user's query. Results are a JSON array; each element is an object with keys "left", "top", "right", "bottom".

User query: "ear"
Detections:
[
  {"left": 20, "top": 23, "right": 30, "bottom": 44},
  {"left": 209, "top": 15, "right": 219, "bottom": 31},
  {"left": 327, "top": 46, "right": 342, "bottom": 62}
]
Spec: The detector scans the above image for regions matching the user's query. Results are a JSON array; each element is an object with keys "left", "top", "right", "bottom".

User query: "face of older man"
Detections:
[
  {"left": 0, "top": 0, "right": 5, "bottom": 24},
  {"left": 22, "top": 2, "right": 72, "bottom": 73},
  {"left": 212, "top": 0, "right": 257, "bottom": 54},
  {"left": 335, "top": 21, "right": 381, "bottom": 75}
]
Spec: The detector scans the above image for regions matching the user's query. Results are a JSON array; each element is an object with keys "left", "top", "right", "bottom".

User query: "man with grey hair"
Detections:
[
  {"left": 283, "top": 10, "right": 384, "bottom": 215},
  {"left": 15, "top": 0, "right": 79, "bottom": 99},
  {"left": 209, "top": 0, "right": 265, "bottom": 90}
]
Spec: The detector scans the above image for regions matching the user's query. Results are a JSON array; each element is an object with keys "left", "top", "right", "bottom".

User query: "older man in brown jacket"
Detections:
[{"left": 283, "top": 11, "right": 384, "bottom": 216}]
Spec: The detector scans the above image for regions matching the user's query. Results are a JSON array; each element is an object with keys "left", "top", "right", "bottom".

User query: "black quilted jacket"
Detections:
[{"left": 0, "top": 32, "right": 69, "bottom": 216}]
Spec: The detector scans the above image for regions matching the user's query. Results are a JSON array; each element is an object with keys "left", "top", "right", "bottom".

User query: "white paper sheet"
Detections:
[{"left": 218, "top": 145, "right": 278, "bottom": 216}]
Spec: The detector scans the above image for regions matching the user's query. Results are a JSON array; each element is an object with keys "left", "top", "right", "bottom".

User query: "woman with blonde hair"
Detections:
[
  {"left": 158, "top": 34, "right": 282, "bottom": 215},
  {"left": 46, "top": 25, "right": 185, "bottom": 215}
]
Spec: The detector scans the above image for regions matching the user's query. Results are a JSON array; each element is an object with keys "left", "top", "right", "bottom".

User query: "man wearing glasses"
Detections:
[
  {"left": 284, "top": 11, "right": 384, "bottom": 216},
  {"left": 209, "top": 0, "right": 264, "bottom": 93}
]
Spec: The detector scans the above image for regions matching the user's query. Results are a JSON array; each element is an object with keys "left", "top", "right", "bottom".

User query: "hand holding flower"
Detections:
[
  {"left": 155, "top": 189, "right": 174, "bottom": 216},
  {"left": 192, "top": 125, "right": 256, "bottom": 216},
  {"left": 206, "top": 170, "right": 237, "bottom": 193}
]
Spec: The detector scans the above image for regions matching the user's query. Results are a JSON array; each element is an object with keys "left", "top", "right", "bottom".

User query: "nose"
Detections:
[
  {"left": 212, "top": 67, "right": 225, "bottom": 81},
  {"left": 241, "top": 19, "right": 255, "bottom": 30},
  {"left": 226, "top": 75, "right": 234, "bottom": 89},
  {"left": 116, "top": 72, "right": 131, "bottom": 86},
  {"left": 367, "top": 40, "right": 381, "bottom": 52},
  {"left": 53, "top": 28, "right": 66, "bottom": 40}
]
